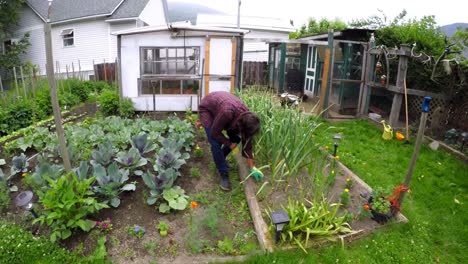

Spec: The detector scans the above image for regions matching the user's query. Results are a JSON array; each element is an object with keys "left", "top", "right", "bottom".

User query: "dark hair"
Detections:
[{"left": 238, "top": 112, "right": 260, "bottom": 139}]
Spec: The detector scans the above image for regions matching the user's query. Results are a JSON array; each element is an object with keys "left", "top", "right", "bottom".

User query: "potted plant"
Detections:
[{"left": 368, "top": 187, "right": 395, "bottom": 224}]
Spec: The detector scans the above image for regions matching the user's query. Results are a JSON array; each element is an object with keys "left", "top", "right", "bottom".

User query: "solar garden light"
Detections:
[
  {"left": 270, "top": 210, "right": 290, "bottom": 243},
  {"left": 15, "top": 190, "right": 38, "bottom": 218},
  {"left": 461, "top": 132, "right": 468, "bottom": 152},
  {"left": 333, "top": 134, "right": 343, "bottom": 157}
]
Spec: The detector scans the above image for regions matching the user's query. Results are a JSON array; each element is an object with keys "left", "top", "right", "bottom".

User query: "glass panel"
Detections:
[
  {"left": 144, "top": 49, "right": 153, "bottom": 61},
  {"left": 141, "top": 79, "right": 160, "bottom": 95},
  {"left": 143, "top": 62, "right": 152, "bottom": 74},
  {"left": 161, "top": 80, "right": 181, "bottom": 94},
  {"left": 166, "top": 61, "right": 176, "bottom": 74},
  {"left": 63, "top": 38, "right": 74, "bottom": 47},
  {"left": 153, "top": 62, "right": 167, "bottom": 74},
  {"left": 182, "top": 80, "right": 199, "bottom": 94},
  {"left": 156, "top": 48, "right": 166, "bottom": 60},
  {"left": 167, "top": 48, "right": 176, "bottom": 60}
]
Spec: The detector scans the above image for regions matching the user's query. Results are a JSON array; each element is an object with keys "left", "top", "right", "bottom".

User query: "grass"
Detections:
[{"left": 228, "top": 119, "right": 467, "bottom": 263}]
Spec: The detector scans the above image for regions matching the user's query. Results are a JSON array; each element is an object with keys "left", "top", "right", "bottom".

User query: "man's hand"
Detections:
[{"left": 249, "top": 167, "right": 264, "bottom": 181}]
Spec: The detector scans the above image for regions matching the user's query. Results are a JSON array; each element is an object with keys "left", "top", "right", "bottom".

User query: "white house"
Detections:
[
  {"left": 4, "top": 0, "right": 163, "bottom": 78},
  {"left": 196, "top": 14, "right": 295, "bottom": 62},
  {"left": 114, "top": 22, "right": 248, "bottom": 111}
]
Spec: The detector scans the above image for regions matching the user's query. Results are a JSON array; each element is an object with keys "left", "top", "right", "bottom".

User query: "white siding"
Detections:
[
  {"left": 109, "top": 21, "right": 137, "bottom": 60},
  {"left": 9, "top": 6, "right": 46, "bottom": 74},
  {"left": 51, "top": 19, "right": 112, "bottom": 75},
  {"left": 120, "top": 31, "right": 206, "bottom": 111}
]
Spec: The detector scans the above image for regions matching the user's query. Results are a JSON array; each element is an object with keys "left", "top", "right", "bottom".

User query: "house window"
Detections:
[
  {"left": 60, "top": 29, "right": 74, "bottom": 47},
  {"left": 140, "top": 46, "right": 200, "bottom": 95}
]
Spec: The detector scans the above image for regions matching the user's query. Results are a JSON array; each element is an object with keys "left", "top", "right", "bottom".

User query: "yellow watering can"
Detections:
[{"left": 380, "top": 120, "right": 393, "bottom": 140}]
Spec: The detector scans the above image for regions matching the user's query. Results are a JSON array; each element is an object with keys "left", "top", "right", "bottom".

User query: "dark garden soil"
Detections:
[{"left": 1, "top": 112, "right": 257, "bottom": 263}]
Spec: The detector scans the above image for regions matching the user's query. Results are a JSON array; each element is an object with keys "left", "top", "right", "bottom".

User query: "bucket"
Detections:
[{"left": 380, "top": 120, "right": 393, "bottom": 140}]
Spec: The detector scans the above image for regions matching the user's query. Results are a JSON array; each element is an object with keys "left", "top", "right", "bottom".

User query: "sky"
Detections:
[{"left": 171, "top": 0, "right": 467, "bottom": 28}]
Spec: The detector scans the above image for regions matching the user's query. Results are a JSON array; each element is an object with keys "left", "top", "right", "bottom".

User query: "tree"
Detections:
[
  {"left": 0, "top": 0, "right": 31, "bottom": 75},
  {"left": 290, "top": 18, "right": 347, "bottom": 39}
]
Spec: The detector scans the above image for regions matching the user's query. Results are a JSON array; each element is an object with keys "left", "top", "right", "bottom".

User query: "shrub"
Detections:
[
  {"left": 0, "top": 222, "right": 76, "bottom": 263},
  {"left": 66, "top": 78, "right": 88, "bottom": 102},
  {"left": 97, "top": 89, "right": 119, "bottom": 116},
  {"left": 1, "top": 99, "right": 34, "bottom": 134},
  {"left": 118, "top": 97, "right": 135, "bottom": 118},
  {"left": 33, "top": 87, "right": 52, "bottom": 120}
]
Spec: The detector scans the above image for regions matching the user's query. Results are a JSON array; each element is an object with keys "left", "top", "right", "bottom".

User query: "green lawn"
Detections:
[{"left": 231, "top": 119, "right": 467, "bottom": 263}]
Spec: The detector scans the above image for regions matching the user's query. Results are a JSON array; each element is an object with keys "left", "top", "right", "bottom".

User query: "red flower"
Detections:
[
  {"left": 190, "top": 201, "right": 198, "bottom": 209},
  {"left": 364, "top": 204, "right": 370, "bottom": 211}
]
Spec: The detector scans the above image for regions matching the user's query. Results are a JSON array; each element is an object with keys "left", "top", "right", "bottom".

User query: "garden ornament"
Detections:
[
  {"left": 270, "top": 210, "right": 290, "bottom": 243},
  {"left": 380, "top": 120, "right": 393, "bottom": 140},
  {"left": 15, "top": 190, "right": 38, "bottom": 218},
  {"left": 279, "top": 93, "right": 299, "bottom": 107},
  {"left": 444, "top": 128, "right": 458, "bottom": 145}
]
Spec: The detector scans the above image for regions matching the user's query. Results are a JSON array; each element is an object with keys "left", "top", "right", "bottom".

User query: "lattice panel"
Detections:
[{"left": 407, "top": 95, "right": 446, "bottom": 124}]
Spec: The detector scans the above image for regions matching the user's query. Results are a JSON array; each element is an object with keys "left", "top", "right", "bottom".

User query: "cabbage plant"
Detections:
[
  {"left": 115, "top": 147, "right": 147, "bottom": 176},
  {"left": 92, "top": 162, "right": 135, "bottom": 208}
]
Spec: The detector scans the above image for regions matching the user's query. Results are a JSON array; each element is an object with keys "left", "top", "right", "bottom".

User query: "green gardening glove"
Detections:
[{"left": 249, "top": 167, "right": 264, "bottom": 181}]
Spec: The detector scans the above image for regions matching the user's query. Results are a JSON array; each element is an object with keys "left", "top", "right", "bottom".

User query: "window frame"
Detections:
[
  {"left": 60, "top": 28, "right": 74, "bottom": 48},
  {"left": 139, "top": 46, "right": 201, "bottom": 96}
]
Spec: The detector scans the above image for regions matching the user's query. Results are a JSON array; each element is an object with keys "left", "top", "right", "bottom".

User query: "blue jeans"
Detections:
[{"left": 204, "top": 127, "right": 241, "bottom": 175}]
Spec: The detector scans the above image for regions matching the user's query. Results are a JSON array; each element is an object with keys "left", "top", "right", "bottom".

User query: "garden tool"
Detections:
[
  {"left": 399, "top": 97, "right": 431, "bottom": 205},
  {"left": 249, "top": 167, "right": 264, "bottom": 181},
  {"left": 380, "top": 120, "right": 393, "bottom": 140},
  {"left": 403, "top": 79, "right": 410, "bottom": 144}
]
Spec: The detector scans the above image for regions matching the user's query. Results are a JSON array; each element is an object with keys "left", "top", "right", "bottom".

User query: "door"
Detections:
[{"left": 304, "top": 45, "right": 318, "bottom": 97}]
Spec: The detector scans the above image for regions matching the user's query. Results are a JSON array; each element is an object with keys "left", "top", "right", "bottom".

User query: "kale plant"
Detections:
[
  {"left": 73, "top": 161, "right": 90, "bottom": 181},
  {"left": 92, "top": 162, "right": 135, "bottom": 208},
  {"left": 131, "top": 132, "right": 157, "bottom": 155}
]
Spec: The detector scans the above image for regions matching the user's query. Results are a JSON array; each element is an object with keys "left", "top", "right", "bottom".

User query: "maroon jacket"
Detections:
[{"left": 198, "top": 91, "right": 253, "bottom": 158}]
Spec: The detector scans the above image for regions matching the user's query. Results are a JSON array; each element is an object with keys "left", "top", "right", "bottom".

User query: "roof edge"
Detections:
[
  {"left": 110, "top": 0, "right": 127, "bottom": 16},
  {"left": 50, "top": 14, "right": 110, "bottom": 25},
  {"left": 25, "top": 2, "right": 46, "bottom": 22}
]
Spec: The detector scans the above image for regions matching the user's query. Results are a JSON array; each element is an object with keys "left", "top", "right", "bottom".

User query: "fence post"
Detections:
[
  {"left": 389, "top": 45, "right": 410, "bottom": 127},
  {"left": 78, "top": 60, "right": 82, "bottom": 80},
  {"left": 13, "top": 67, "right": 20, "bottom": 96},
  {"left": 20, "top": 66, "right": 27, "bottom": 98},
  {"left": 103, "top": 59, "right": 107, "bottom": 83}
]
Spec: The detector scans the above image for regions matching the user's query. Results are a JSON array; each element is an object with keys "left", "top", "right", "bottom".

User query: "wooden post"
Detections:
[
  {"left": 0, "top": 75, "right": 4, "bottom": 95},
  {"left": 45, "top": 13, "right": 72, "bottom": 171},
  {"left": 388, "top": 45, "right": 410, "bottom": 127},
  {"left": 359, "top": 36, "right": 375, "bottom": 115},
  {"left": 72, "top": 62, "right": 75, "bottom": 78},
  {"left": 13, "top": 67, "right": 20, "bottom": 96},
  {"left": 78, "top": 60, "right": 82, "bottom": 80},
  {"left": 66, "top": 65, "right": 69, "bottom": 79},
  {"left": 318, "top": 30, "right": 334, "bottom": 117},
  {"left": 20, "top": 66, "right": 27, "bottom": 98},
  {"left": 204, "top": 37, "right": 211, "bottom": 96},
  {"left": 230, "top": 38, "right": 237, "bottom": 93},
  {"left": 103, "top": 59, "right": 107, "bottom": 83},
  {"left": 29, "top": 67, "right": 36, "bottom": 95}
]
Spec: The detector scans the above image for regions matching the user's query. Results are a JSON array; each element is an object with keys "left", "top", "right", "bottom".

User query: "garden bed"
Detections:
[{"left": 0, "top": 114, "right": 258, "bottom": 263}]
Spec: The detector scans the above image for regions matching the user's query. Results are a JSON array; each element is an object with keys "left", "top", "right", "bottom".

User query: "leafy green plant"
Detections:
[
  {"left": 92, "top": 162, "right": 135, "bottom": 208},
  {"left": 154, "top": 138, "right": 189, "bottom": 174},
  {"left": 142, "top": 169, "right": 178, "bottom": 205},
  {"left": 33, "top": 173, "right": 109, "bottom": 242},
  {"left": 340, "top": 188, "right": 350, "bottom": 206},
  {"left": 158, "top": 186, "right": 189, "bottom": 213},
  {"left": 271, "top": 198, "right": 352, "bottom": 253},
  {"left": 90, "top": 141, "right": 115, "bottom": 166},
  {"left": 98, "top": 89, "right": 119, "bottom": 116},
  {"left": 127, "top": 224, "right": 146, "bottom": 239},
  {"left": 131, "top": 132, "right": 157, "bottom": 155},
  {"left": 73, "top": 160, "right": 91, "bottom": 181},
  {"left": 190, "top": 167, "right": 201, "bottom": 178},
  {"left": 115, "top": 147, "right": 148, "bottom": 175},
  {"left": 192, "top": 144, "right": 204, "bottom": 158},
  {"left": 157, "top": 220, "right": 170, "bottom": 237},
  {"left": 0, "top": 180, "right": 10, "bottom": 212},
  {"left": 345, "top": 177, "right": 353, "bottom": 189},
  {"left": 26, "top": 160, "right": 64, "bottom": 192},
  {"left": 0, "top": 221, "right": 77, "bottom": 263},
  {"left": 202, "top": 204, "right": 220, "bottom": 236},
  {"left": 118, "top": 97, "right": 135, "bottom": 118},
  {"left": 370, "top": 187, "right": 391, "bottom": 214},
  {"left": 217, "top": 236, "right": 235, "bottom": 255},
  {"left": 11, "top": 153, "right": 29, "bottom": 175}
]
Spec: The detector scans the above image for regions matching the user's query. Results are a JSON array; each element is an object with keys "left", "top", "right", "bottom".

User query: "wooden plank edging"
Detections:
[{"left": 235, "top": 152, "right": 274, "bottom": 252}]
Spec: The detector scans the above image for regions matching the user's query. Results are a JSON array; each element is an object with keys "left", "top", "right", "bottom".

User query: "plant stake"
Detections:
[{"left": 398, "top": 96, "right": 431, "bottom": 205}]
